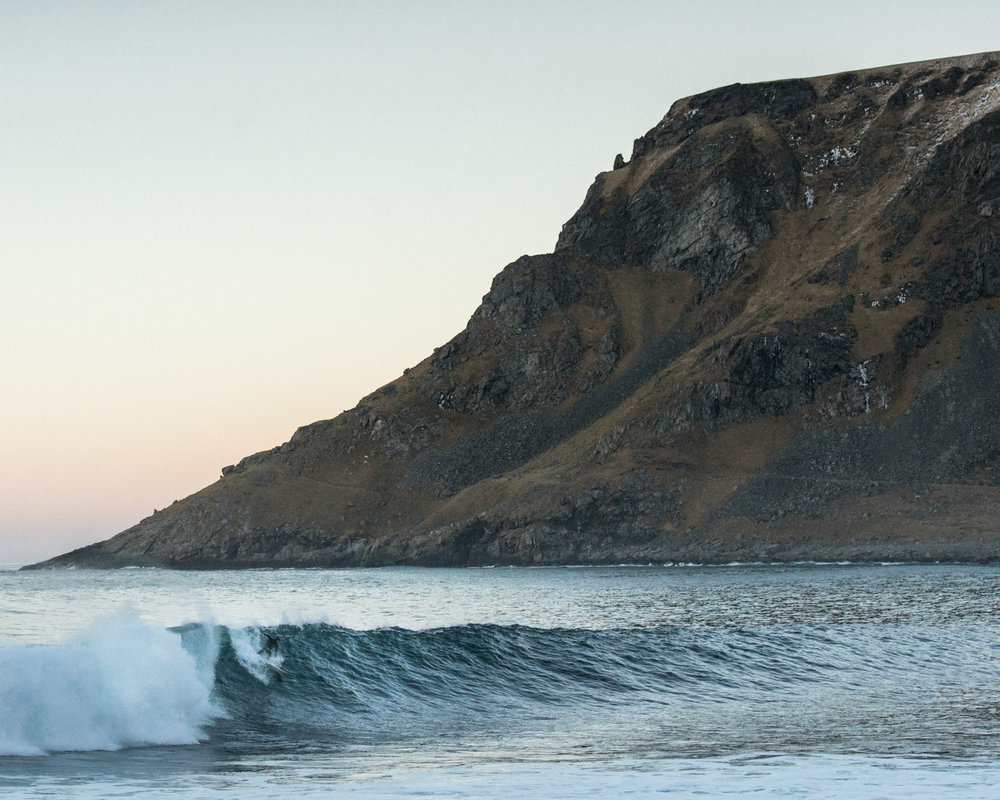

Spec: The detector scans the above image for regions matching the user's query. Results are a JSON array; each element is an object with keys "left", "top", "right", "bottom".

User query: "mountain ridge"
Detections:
[{"left": 30, "top": 51, "right": 1000, "bottom": 569}]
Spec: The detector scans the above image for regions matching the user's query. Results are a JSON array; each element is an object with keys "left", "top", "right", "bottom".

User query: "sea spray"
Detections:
[
  {"left": 0, "top": 612, "right": 222, "bottom": 755},
  {"left": 227, "top": 626, "right": 283, "bottom": 683}
]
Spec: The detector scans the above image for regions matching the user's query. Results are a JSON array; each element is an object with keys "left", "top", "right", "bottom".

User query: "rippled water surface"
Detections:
[{"left": 1, "top": 563, "right": 999, "bottom": 798}]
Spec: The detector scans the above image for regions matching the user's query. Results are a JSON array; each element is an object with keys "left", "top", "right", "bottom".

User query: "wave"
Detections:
[
  {"left": 3, "top": 616, "right": 989, "bottom": 757},
  {"left": 204, "top": 621, "right": 966, "bottom": 740},
  {"left": 0, "top": 613, "right": 222, "bottom": 756}
]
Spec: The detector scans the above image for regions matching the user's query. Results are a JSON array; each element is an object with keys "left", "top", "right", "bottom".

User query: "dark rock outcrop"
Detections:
[{"left": 29, "top": 52, "right": 1000, "bottom": 569}]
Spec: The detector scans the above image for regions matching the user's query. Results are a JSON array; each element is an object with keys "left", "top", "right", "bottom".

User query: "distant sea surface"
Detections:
[{"left": 1, "top": 563, "right": 999, "bottom": 798}]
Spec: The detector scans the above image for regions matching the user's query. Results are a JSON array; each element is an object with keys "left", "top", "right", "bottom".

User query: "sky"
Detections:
[{"left": 3, "top": 1, "right": 999, "bottom": 564}]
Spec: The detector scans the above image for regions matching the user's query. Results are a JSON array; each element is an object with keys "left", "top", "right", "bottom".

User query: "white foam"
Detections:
[
  {"left": 0, "top": 612, "right": 222, "bottom": 755},
  {"left": 228, "top": 626, "right": 284, "bottom": 684}
]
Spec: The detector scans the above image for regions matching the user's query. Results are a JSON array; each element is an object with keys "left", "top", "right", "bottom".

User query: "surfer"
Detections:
[{"left": 259, "top": 632, "right": 280, "bottom": 657}]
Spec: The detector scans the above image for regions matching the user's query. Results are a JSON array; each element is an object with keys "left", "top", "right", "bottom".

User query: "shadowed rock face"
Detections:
[{"left": 30, "top": 52, "right": 1000, "bottom": 570}]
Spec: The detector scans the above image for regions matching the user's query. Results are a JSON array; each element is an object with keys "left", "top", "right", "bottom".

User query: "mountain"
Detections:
[{"left": 30, "top": 52, "right": 1000, "bottom": 569}]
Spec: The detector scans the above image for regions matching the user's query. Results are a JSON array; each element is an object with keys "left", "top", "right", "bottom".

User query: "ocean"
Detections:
[{"left": 1, "top": 563, "right": 999, "bottom": 798}]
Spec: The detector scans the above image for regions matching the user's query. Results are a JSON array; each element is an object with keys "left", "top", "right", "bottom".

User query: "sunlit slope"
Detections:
[{"left": 33, "top": 52, "right": 1000, "bottom": 568}]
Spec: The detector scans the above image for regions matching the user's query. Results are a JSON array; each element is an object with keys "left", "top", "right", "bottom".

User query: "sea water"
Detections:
[{"left": 1, "top": 563, "right": 999, "bottom": 798}]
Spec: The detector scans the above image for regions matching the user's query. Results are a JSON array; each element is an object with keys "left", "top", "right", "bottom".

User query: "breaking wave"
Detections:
[
  {"left": 2, "top": 616, "right": 990, "bottom": 757},
  {"left": 0, "top": 614, "right": 221, "bottom": 756}
]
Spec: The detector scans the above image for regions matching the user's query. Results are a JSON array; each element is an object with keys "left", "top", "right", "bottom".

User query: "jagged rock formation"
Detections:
[{"left": 31, "top": 52, "right": 1000, "bottom": 568}]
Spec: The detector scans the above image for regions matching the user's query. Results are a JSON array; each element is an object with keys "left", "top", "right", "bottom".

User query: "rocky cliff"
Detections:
[{"left": 31, "top": 52, "right": 1000, "bottom": 568}]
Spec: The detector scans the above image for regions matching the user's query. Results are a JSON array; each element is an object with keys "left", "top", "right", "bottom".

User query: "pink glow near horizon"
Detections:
[{"left": 4, "top": 1, "right": 1000, "bottom": 563}]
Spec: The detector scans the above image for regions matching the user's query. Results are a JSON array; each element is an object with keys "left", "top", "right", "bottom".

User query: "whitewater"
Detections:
[{"left": 1, "top": 564, "right": 999, "bottom": 798}]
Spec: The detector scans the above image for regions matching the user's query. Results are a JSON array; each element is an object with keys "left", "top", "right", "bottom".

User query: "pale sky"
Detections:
[{"left": 3, "top": 1, "right": 999, "bottom": 564}]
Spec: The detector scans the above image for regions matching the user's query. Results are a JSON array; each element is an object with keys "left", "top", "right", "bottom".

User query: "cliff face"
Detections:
[{"left": 33, "top": 52, "right": 1000, "bottom": 568}]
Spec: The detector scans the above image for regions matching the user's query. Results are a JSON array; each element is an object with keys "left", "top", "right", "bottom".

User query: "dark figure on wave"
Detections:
[{"left": 259, "top": 632, "right": 280, "bottom": 657}]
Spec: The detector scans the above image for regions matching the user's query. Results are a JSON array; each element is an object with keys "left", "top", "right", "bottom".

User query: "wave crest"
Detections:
[{"left": 0, "top": 613, "right": 222, "bottom": 756}]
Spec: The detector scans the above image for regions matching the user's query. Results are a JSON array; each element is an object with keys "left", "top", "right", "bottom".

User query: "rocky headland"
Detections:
[{"left": 30, "top": 52, "right": 1000, "bottom": 568}]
